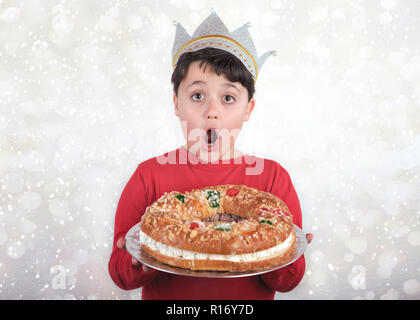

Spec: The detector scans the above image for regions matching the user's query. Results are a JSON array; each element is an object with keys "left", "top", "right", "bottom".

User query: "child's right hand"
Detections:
[{"left": 117, "top": 237, "right": 152, "bottom": 272}]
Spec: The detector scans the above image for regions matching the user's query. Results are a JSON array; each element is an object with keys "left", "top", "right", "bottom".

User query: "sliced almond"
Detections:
[{"left": 190, "top": 230, "right": 198, "bottom": 238}]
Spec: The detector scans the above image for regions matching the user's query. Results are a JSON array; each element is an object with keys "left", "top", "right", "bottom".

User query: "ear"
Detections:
[
  {"left": 243, "top": 97, "right": 255, "bottom": 122},
  {"left": 173, "top": 92, "right": 180, "bottom": 117}
]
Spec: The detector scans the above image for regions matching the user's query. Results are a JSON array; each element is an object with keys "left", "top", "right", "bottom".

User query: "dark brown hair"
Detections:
[{"left": 171, "top": 48, "right": 255, "bottom": 101}]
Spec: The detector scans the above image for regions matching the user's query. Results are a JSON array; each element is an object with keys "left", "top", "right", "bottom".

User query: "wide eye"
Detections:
[
  {"left": 191, "top": 92, "right": 204, "bottom": 102},
  {"left": 223, "top": 95, "right": 236, "bottom": 103}
]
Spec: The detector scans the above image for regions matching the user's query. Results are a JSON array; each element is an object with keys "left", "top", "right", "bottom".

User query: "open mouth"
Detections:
[{"left": 206, "top": 128, "right": 219, "bottom": 145}]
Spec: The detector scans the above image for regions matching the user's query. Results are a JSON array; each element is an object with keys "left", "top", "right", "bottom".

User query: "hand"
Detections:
[
  {"left": 306, "top": 233, "right": 313, "bottom": 244},
  {"left": 116, "top": 237, "right": 153, "bottom": 272}
]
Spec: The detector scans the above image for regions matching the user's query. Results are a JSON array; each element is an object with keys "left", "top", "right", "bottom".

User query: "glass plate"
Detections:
[{"left": 125, "top": 222, "right": 308, "bottom": 278}]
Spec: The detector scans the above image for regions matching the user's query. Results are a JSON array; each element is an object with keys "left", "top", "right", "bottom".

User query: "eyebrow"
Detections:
[{"left": 186, "top": 81, "right": 240, "bottom": 92}]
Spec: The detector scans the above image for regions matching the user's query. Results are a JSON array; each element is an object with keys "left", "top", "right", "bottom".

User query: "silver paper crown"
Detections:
[{"left": 171, "top": 10, "right": 277, "bottom": 80}]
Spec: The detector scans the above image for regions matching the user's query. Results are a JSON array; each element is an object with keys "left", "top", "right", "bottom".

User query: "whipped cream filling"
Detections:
[{"left": 139, "top": 230, "right": 294, "bottom": 262}]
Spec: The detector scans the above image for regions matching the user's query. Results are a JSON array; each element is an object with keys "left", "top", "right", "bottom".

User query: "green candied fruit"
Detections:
[
  {"left": 259, "top": 219, "right": 273, "bottom": 225},
  {"left": 175, "top": 193, "right": 185, "bottom": 203},
  {"left": 206, "top": 190, "right": 220, "bottom": 208}
]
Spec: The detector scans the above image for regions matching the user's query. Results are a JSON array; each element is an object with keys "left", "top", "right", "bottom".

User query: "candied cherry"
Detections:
[
  {"left": 189, "top": 222, "right": 200, "bottom": 230},
  {"left": 226, "top": 187, "right": 239, "bottom": 197}
]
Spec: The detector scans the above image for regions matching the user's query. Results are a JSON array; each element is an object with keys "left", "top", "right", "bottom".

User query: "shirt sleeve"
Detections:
[
  {"left": 260, "top": 161, "right": 306, "bottom": 292},
  {"left": 108, "top": 164, "right": 158, "bottom": 290}
]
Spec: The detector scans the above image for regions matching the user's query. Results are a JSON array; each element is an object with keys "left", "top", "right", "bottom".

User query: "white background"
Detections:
[{"left": 0, "top": 0, "right": 419, "bottom": 299}]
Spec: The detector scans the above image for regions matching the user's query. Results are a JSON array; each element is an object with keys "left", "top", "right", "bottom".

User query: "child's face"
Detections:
[{"left": 174, "top": 61, "right": 255, "bottom": 161}]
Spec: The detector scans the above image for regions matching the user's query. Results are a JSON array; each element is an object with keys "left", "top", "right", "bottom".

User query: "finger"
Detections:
[
  {"left": 306, "top": 233, "right": 313, "bottom": 244},
  {"left": 131, "top": 257, "right": 140, "bottom": 266},
  {"left": 117, "top": 237, "right": 126, "bottom": 250},
  {"left": 143, "top": 264, "right": 152, "bottom": 272}
]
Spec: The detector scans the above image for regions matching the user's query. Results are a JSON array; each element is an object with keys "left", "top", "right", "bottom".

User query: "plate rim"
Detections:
[{"left": 125, "top": 221, "right": 308, "bottom": 278}]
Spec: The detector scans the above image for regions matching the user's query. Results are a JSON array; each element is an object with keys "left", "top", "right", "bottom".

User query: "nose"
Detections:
[{"left": 205, "top": 97, "right": 220, "bottom": 120}]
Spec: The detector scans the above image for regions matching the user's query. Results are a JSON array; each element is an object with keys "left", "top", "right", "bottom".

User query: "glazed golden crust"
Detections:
[{"left": 139, "top": 184, "right": 295, "bottom": 271}]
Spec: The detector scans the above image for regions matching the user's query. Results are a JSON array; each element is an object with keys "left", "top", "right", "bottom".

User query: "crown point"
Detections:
[
  {"left": 245, "top": 22, "right": 251, "bottom": 28},
  {"left": 271, "top": 50, "right": 278, "bottom": 56},
  {"left": 173, "top": 20, "right": 178, "bottom": 26}
]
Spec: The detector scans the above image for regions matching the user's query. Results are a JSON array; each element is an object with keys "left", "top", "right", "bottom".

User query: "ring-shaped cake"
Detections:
[{"left": 139, "top": 185, "right": 296, "bottom": 272}]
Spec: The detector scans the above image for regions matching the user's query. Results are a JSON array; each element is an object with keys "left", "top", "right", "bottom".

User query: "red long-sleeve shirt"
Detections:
[{"left": 108, "top": 146, "right": 306, "bottom": 299}]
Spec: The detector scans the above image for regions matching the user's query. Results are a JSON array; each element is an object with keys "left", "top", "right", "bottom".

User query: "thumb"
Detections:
[
  {"left": 117, "top": 237, "right": 126, "bottom": 250},
  {"left": 306, "top": 233, "right": 313, "bottom": 244}
]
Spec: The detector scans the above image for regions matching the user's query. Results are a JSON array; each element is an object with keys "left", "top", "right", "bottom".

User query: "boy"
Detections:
[{"left": 108, "top": 11, "right": 312, "bottom": 300}]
